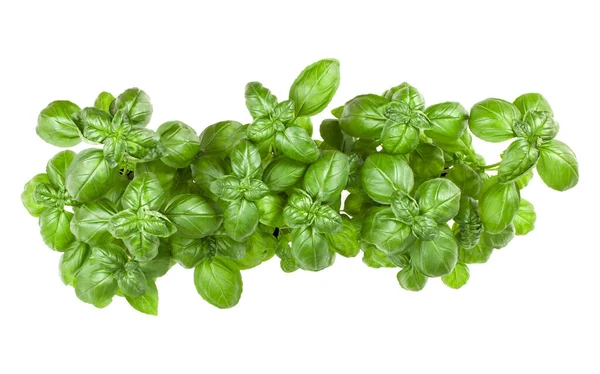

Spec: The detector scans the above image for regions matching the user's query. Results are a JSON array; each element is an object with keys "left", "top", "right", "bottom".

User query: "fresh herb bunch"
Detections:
[{"left": 22, "top": 59, "right": 579, "bottom": 314}]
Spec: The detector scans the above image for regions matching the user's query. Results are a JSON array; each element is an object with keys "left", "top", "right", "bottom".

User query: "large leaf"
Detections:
[
  {"left": 157, "top": 121, "right": 201, "bottom": 168},
  {"left": 70, "top": 199, "right": 117, "bottom": 245},
  {"left": 194, "top": 258, "right": 242, "bottom": 309},
  {"left": 110, "top": 88, "right": 153, "bottom": 127},
  {"left": 536, "top": 140, "right": 579, "bottom": 191},
  {"left": 302, "top": 151, "right": 349, "bottom": 203},
  {"left": 339, "top": 94, "right": 389, "bottom": 138},
  {"left": 290, "top": 226, "right": 334, "bottom": 271},
  {"left": 360, "top": 153, "right": 414, "bottom": 204},
  {"left": 126, "top": 278, "right": 159, "bottom": 316},
  {"left": 478, "top": 177, "right": 520, "bottom": 233},
  {"left": 410, "top": 225, "right": 458, "bottom": 277},
  {"left": 424, "top": 101, "right": 468, "bottom": 141},
  {"left": 39, "top": 208, "right": 75, "bottom": 251},
  {"left": 415, "top": 178, "right": 461, "bottom": 223},
  {"left": 121, "top": 172, "right": 165, "bottom": 211},
  {"left": 469, "top": 98, "right": 519, "bottom": 142},
  {"left": 498, "top": 139, "right": 540, "bottom": 184},
  {"left": 275, "top": 126, "right": 320, "bottom": 163},
  {"left": 513, "top": 198, "right": 536, "bottom": 235},
  {"left": 289, "top": 58, "right": 340, "bottom": 117},
  {"left": 36, "top": 101, "right": 82, "bottom": 147},
  {"left": 245, "top": 82, "right": 277, "bottom": 119},
  {"left": 163, "top": 194, "right": 222, "bottom": 238},
  {"left": 66, "top": 148, "right": 117, "bottom": 203}
]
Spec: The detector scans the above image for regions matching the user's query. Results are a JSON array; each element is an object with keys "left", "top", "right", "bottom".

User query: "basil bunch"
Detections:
[{"left": 22, "top": 59, "right": 579, "bottom": 314}]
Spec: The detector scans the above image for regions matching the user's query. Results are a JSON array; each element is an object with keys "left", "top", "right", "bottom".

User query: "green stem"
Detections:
[{"left": 483, "top": 161, "right": 501, "bottom": 170}]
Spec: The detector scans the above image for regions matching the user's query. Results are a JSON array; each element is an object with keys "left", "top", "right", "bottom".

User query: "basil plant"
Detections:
[{"left": 22, "top": 59, "right": 578, "bottom": 314}]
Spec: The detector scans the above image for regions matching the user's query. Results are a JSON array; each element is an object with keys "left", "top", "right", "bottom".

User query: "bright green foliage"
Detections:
[{"left": 23, "top": 60, "right": 579, "bottom": 313}]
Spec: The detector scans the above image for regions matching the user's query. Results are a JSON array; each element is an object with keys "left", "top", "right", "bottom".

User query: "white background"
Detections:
[{"left": 0, "top": 1, "right": 598, "bottom": 373}]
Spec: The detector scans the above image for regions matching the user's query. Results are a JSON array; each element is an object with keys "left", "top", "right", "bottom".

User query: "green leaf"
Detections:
[
  {"left": 75, "top": 263, "right": 119, "bottom": 307},
  {"left": 245, "top": 82, "right": 278, "bottom": 119},
  {"left": 415, "top": 178, "right": 461, "bottom": 223},
  {"left": 478, "top": 177, "right": 520, "bottom": 233},
  {"left": 262, "top": 156, "right": 308, "bottom": 193},
  {"left": 256, "top": 194, "right": 285, "bottom": 227},
  {"left": 123, "top": 231, "right": 160, "bottom": 262},
  {"left": 498, "top": 139, "right": 540, "bottom": 184},
  {"left": 126, "top": 278, "right": 159, "bottom": 316},
  {"left": 110, "top": 88, "right": 153, "bottom": 127},
  {"left": 385, "top": 82, "right": 425, "bottom": 110},
  {"left": 411, "top": 215, "right": 440, "bottom": 241},
  {"left": 482, "top": 224, "right": 515, "bottom": 249},
  {"left": 453, "top": 197, "right": 482, "bottom": 249},
  {"left": 210, "top": 176, "right": 243, "bottom": 201},
  {"left": 22, "top": 173, "right": 51, "bottom": 217},
  {"left": 445, "top": 163, "right": 481, "bottom": 198},
  {"left": 362, "top": 245, "right": 396, "bottom": 268},
  {"left": 46, "top": 150, "right": 76, "bottom": 189},
  {"left": 289, "top": 58, "right": 340, "bottom": 117},
  {"left": 36, "top": 100, "right": 82, "bottom": 147},
  {"left": 215, "top": 235, "right": 246, "bottom": 260},
  {"left": 397, "top": 264, "right": 428, "bottom": 291},
  {"left": 381, "top": 121, "right": 420, "bottom": 154},
  {"left": 108, "top": 210, "right": 139, "bottom": 238},
  {"left": 513, "top": 93, "right": 552, "bottom": 116},
  {"left": 424, "top": 102, "right": 468, "bottom": 141},
  {"left": 283, "top": 190, "right": 314, "bottom": 227},
  {"left": 194, "top": 258, "right": 243, "bottom": 309},
  {"left": 118, "top": 262, "right": 148, "bottom": 297},
  {"left": 390, "top": 191, "right": 420, "bottom": 225},
  {"left": 39, "top": 208, "right": 75, "bottom": 251},
  {"left": 123, "top": 127, "right": 161, "bottom": 161},
  {"left": 325, "top": 215, "right": 360, "bottom": 257},
  {"left": 410, "top": 225, "right": 458, "bottom": 277},
  {"left": 410, "top": 143, "right": 445, "bottom": 179},
  {"left": 293, "top": 116, "right": 313, "bottom": 136},
  {"left": 361, "top": 207, "right": 415, "bottom": 254},
  {"left": 224, "top": 199, "right": 259, "bottom": 241},
  {"left": 66, "top": 148, "right": 117, "bottom": 203},
  {"left": 360, "top": 153, "right": 414, "bottom": 204},
  {"left": 170, "top": 236, "right": 209, "bottom": 269},
  {"left": 71, "top": 199, "right": 118, "bottom": 245},
  {"left": 320, "top": 119, "right": 354, "bottom": 153},
  {"left": 247, "top": 118, "right": 276, "bottom": 143},
  {"left": 331, "top": 105, "right": 344, "bottom": 119},
  {"left": 163, "top": 194, "right": 222, "bottom": 238},
  {"left": 92, "top": 243, "right": 128, "bottom": 271},
  {"left": 230, "top": 140, "right": 262, "bottom": 178},
  {"left": 469, "top": 98, "right": 519, "bottom": 142},
  {"left": 94, "top": 92, "right": 115, "bottom": 113},
  {"left": 513, "top": 198, "right": 536, "bottom": 235},
  {"left": 275, "top": 126, "right": 320, "bottom": 163},
  {"left": 291, "top": 226, "right": 334, "bottom": 271},
  {"left": 157, "top": 121, "right": 201, "bottom": 168},
  {"left": 313, "top": 205, "right": 343, "bottom": 233},
  {"left": 59, "top": 241, "right": 91, "bottom": 285},
  {"left": 198, "top": 120, "right": 244, "bottom": 157},
  {"left": 536, "top": 140, "right": 579, "bottom": 191},
  {"left": 80, "top": 107, "right": 113, "bottom": 143},
  {"left": 140, "top": 211, "right": 177, "bottom": 237},
  {"left": 135, "top": 159, "right": 177, "bottom": 191},
  {"left": 302, "top": 150, "right": 349, "bottom": 203},
  {"left": 459, "top": 240, "right": 493, "bottom": 264},
  {"left": 339, "top": 94, "right": 389, "bottom": 138},
  {"left": 236, "top": 231, "right": 276, "bottom": 270},
  {"left": 441, "top": 262, "right": 469, "bottom": 289},
  {"left": 243, "top": 179, "right": 270, "bottom": 202},
  {"left": 138, "top": 242, "right": 172, "bottom": 278},
  {"left": 33, "top": 183, "right": 63, "bottom": 208},
  {"left": 344, "top": 192, "right": 373, "bottom": 217},
  {"left": 522, "top": 111, "right": 559, "bottom": 141},
  {"left": 121, "top": 172, "right": 165, "bottom": 211}
]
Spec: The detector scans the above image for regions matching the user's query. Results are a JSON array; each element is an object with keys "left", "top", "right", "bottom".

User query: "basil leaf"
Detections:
[
  {"left": 39, "top": 208, "right": 75, "bottom": 251},
  {"left": 320, "top": 119, "right": 354, "bottom": 153},
  {"left": 415, "top": 178, "right": 461, "bottom": 223},
  {"left": 458, "top": 239, "right": 493, "bottom": 264},
  {"left": 123, "top": 231, "right": 160, "bottom": 262},
  {"left": 135, "top": 159, "right": 177, "bottom": 191},
  {"left": 71, "top": 199, "right": 118, "bottom": 245},
  {"left": 424, "top": 102, "right": 468, "bottom": 141},
  {"left": 75, "top": 263, "right": 118, "bottom": 307},
  {"left": 138, "top": 242, "right": 172, "bottom": 278},
  {"left": 303, "top": 150, "right": 349, "bottom": 203},
  {"left": 536, "top": 140, "right": 579, "bottom": 191},
  {"left": 289, "top": 58, "right": 340, "bottom": 117},
  {"left": 118, "top": 262, "right": 148, "bottom": 297},
  {"left": 497, "top": 139, "right": 540, "bottom": 184},
  {"left": 92, "top": 243, "right": 128, "bottom": 271},
  {"left": 386, "top": 82, "right": 425, "bottom": 110},
  {"left": 291, "top": 226, "right": 334, "bottom": 271},
  {"left": 360, "top": 153, "right": 414, "bottom": 204},
  {"left": 243, "top": 179, "right": 270, "bottom": 202},
  {"left": 262, "top": 156, "right": 308, "bottom": 193},
  {"left": 453, "top": 197, "right": 482, "bottom": 249},
  {"left": 381, "top": 121, "right": 420, "bottom": 154},
  {"left": 94, "top": 92, "right": 115, "bottom": 113},
  {"left": 469, "top": 98, "right": 520, "bottom": 142},
  {"left": 513, "top": 198, "right": 536, "bottom": 236},
  {"left": 390, "top": 191, "right": 420, "bottom": 225},
  {"left": 313, "top": 205, "right": 343, "bottom": 234},
  {"left": 361, "top": 207, "right": 414, "bottom": 254},
  {"left": 194, "top": 258, "right": 242, "bottom": 309},
  {"left": 245, "top": 82, "right": 277, "bottom": 119},
  {"left": 236, "top": 231, "right": 276, "bottom": 270},
  {"left": 362, "top": 245, "right": 396, "bottom": 269},
  {"left": 441, "top": 262, "right": 470, "bottom": 289},
  {"left": 410, "top": 224, "right": 458, "bottom": 277},
  {"left": 22, "top": 173, "right": 51, "bottom": 217},
  {"left": 108, "top": 210, "right": 138, "bottom": 239},
  {"left": 59, "top": 241, "right": 91, "bottom": 285},
  {"left": 157, "top": 121, "right": 201, "bottom": 168},
  {"left": 36, "top": 100, "right": 82, "bottom": 147},
  {"left": 340, "top": 94, "right": 389, "bottom": 138},
  {"left": 121, "top": 172, "right": 165, "bottom": 211},
  {"left": 445, "top": 163, "right": 481, "bottom": 198},
  {"left": 410, "top": 143, "right": 445, "bottom": 179},
  {"left": 256, "top": 194, "right": 285, "bottom": 228},
  {"left": 199, "top": 120, "right": 243, "bottom": 157},
  {"left": 513, "top": 93, "right": 553, "bottom": 116},
  {"left": 80, "top": 107, "right": 112, "bottom": 143},
  {"left": 230, "top": 140, "right": 262, "bottom": 179},
  {"left": 411, "top": 215, "right": 440, "bottom": 241},
  {"left": 478, "top": 177, "right": 520, "bottom": 233},
  {"left": 283, "top": 190, "right": 313, "bottom": 227},
  {"left": 523, "top": 111, "right": 559, "bottom": 141},
  {"left": 163, "top": 194, "right": 222, "bottom": 238},
  {"left": 483, "top": 222, "right": 515, "bottom": 249},
  {"left": 126, "top": 278, "right": 159, "bottom": 316},
  {"left": 66, "top": 148, "right": 117, "bottom": 203},
  {"left": 46, "top": 150, "right": 76, "bottom": 189},
  {"left": 325, "top": 215, "right": 360, "bottom": 258},
  {"left": 275, "top": 126, "right": 320, "bottom": 163},
  {"left": 215, "top": 235, "right": 246, "bottom": 260},
  {"left": 224, "top": 199, "right": 259, "bottom": 241},
  {"left": 110, "top": 88, "right": 153, "bottom": 127},
  {"left": 397, "top": 264, "right": 428, "bottom": 291},
  {"left": 170, "top": 236, "right": 209, "bottom": 269}
]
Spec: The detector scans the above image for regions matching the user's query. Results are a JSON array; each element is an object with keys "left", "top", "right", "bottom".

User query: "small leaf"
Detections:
[
  {"left": 441, "top": 262, "right": 470, "bottom": 289},
  {"left": 537, "top": 140, "right": 579, "bottom": 191}
]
